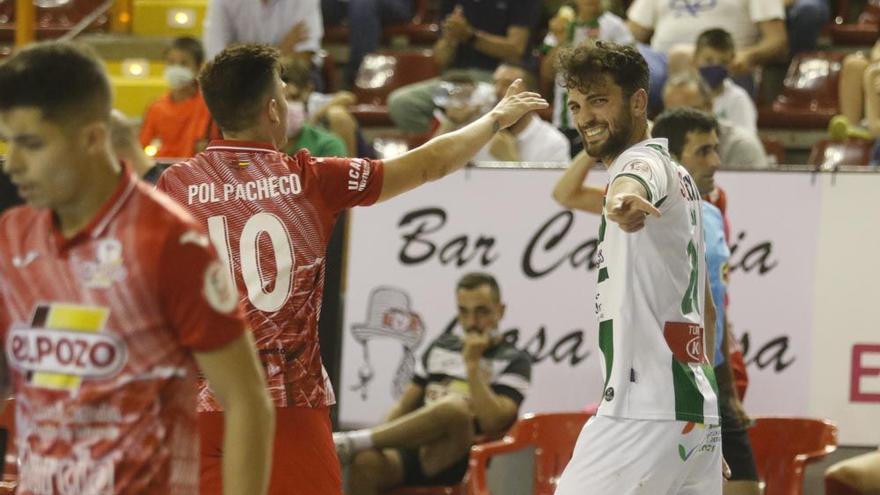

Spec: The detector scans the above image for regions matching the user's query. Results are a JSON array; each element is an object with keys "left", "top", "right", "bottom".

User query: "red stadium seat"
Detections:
[
  {"left": 748, "top": 417, "right": 838, "bottom": 495},
  {"left": 0, "top": 0, "right": 110, "bottom": 41},
  {"left": 808, "top": 138, "right": 874, "bottom": 168},
  {"left": 758, "top": 52, "right": 847, "bottom": 129},
  {"left": 324, "top": 0, "right": 440, "bottom": 46},
  {"left": 351, "top": 49, "right": 439, "bottom": 127},
  {"left": 467, "top": 412, "right": 592, "bottom": 495},
  {"left": 830, "top": 0, "right": 880, "bottom": 46}
]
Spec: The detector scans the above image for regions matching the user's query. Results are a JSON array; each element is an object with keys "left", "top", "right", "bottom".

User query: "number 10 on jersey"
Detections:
[{"left": 208, "top": 213, "right": 295, "bottom": 312}]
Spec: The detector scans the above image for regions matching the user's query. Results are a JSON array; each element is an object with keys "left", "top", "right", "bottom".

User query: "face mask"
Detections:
[
  {"left": 286, "top": 100, "right": 306, "bottom": 138},
  {"left": 698, "top": 64, "right": 728, "bottom": 90},
  {"left": 164, "top": 65, "right": 195, "bottom": 90}
]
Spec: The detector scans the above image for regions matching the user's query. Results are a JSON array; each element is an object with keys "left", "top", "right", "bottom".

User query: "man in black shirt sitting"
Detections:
[{"left": 335, "top": 272, "right": 532, "bottom": 494}]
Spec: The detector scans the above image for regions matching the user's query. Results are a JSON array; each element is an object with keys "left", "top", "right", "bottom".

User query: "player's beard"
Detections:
[{"left": 581, "top": 103, "right": 635, "bottom": 163}]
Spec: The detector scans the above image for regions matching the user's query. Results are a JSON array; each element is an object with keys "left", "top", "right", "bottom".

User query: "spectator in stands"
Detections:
[
  {"left": 694, "top": 28, "right": 758, "bottom": 132},
  {"left": 139, "top": 36, "right": 213, "bottom": 159},
  {"left": 334, "top": 272, "right": 531, "bottom": 495},
  {"left": 281, "top": 57, "right": 363, "bottom": 157},
  {"left": 110, "top": 110, "right": 168, "bottom": 184},
  {"left": 825, "top": 449, "right": 880, "bottom": 494},
  {"left": 663, "top": 72, "right": 769, "bottom": 168},
  {"left": 626, "top": 0, "right": 788, "bottom": 111},
  {"left": 204, "top": 0, "right": 322, "bottom": 61},
  {"left": 435, "top": 63, "right": 569, "bottom": 162},
  {"left": 322, "top": 0, "right": 414, "bottom": 87},
  {"left": 540, "top": 0, "right": 634, "bottom": 155},
  {"left": 834, "top": 41, "right": 880, "bottom": 141},
  {"left": 784, "top": 0, "right": 830, "bottom": 55},
  {"left": 387, "top": 0, "right": 539, "bottom": 133}
]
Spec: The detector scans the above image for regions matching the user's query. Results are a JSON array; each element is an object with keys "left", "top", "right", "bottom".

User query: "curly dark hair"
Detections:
[
  {"left": 199, "top": 43, "right": 281, "bottom": 132},
  {"left": 557, "top": 41, "right": 649, "bottom": 97}
]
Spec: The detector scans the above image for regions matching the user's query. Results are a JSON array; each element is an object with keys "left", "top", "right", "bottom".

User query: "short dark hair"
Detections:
[
  {"left": 652, "top": 107, "right": 719, "bottom": 160},
  {"left": 557, "top": 41, "right": 649, "bottom": 97},
  {"left": 0, "top": 41, "right": 111, "bottom": 126},
  {"left": 457, "top": 272, "right": 501, "bottom": 302},
  {"left": 199, "top": 44, "right": 280, "bottom": 132},
  {"left": 695, "top": 28, "right": 735, "bottom": 54},
  {"left": 280, "top": 56, "right": 313, "bottom": 90},
  {"left": 168, "top": 36, "right": 205, "bottom": 67}
]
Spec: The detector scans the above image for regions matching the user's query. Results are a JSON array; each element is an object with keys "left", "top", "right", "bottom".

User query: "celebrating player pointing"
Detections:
[
  {"left": 553, "top": 42, "right": 722, "bottom": 495},
  {"left": 156, "top": 44, "right": 547, "bottom": 494}
]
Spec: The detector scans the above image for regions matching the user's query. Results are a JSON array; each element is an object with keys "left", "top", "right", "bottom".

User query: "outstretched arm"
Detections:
[
  {"left": 552, "top": 150, "right": 604, "bottom": 214},
  {"left": 377, "top": 80, "right": 548, "bottom": 202},
  {"left": 604, "top": 176, "right": 661, "bottom": 232}
]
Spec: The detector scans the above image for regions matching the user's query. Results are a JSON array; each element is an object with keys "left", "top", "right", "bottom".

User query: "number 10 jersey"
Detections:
[
  {"left": 157, "top": 141, "right": 384, "bottom": 410},
  {"left": 594, "top": 138, "right": 719, "bottom": 425}
]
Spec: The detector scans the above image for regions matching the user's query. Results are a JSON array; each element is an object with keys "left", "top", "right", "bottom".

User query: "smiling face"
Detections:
[
  {"left": 567, "top": 74, "right": 642, "bottom": 163},
  {"left": 679, "top": 129, "right": 721, "bottom": 194},
  {"left": 0, "top": 107, "right": 88, "bottom": 210}
]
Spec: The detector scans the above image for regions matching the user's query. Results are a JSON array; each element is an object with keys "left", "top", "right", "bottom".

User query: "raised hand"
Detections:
[
  {"left": 490, "top": 79, "right": 549, "bottom": 130},
  {"left": 606, "top": 193, "right": 661, "bottom": 233},
  {"left": 279, "top": 21, "right": 309, "bottom": 55}
]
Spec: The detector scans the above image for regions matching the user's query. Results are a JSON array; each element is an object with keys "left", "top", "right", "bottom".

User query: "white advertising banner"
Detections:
[{"left": 339, "top": 168, "right": 877, "bottom": 445}]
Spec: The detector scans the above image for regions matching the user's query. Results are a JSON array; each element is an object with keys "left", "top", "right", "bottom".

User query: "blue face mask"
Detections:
[{"left": 698, "top": 64, "right": 728, "bottom": 90}]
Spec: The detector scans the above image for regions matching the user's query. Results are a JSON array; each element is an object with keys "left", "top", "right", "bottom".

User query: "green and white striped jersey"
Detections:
[{"left": 594, "top": 138, "right": 719, "bottom": 425}]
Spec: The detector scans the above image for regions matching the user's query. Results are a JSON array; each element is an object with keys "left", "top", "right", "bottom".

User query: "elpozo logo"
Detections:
[{"left": 6, "top": 303, "right": 127, "bottom": 390}]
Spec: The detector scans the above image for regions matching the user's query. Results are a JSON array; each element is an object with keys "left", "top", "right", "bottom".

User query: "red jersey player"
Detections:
[
  {"left": 155, "top": 44, "right": 547, "bottom": 494},
  {"left": 0, "top": 42, "right": 274, "bottom": 494}
]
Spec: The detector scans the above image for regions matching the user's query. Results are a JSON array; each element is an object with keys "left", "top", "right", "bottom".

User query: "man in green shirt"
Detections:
[{"left": 286, "top": 119, "right": 347, "bottom": 157}]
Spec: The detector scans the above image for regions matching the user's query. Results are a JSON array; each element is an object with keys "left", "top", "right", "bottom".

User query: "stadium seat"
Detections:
[
  {"left": 0, "top": 399, "right": 17, "bottom": 495},
  {"left": 0, "top": 0, "right": 110, "bottom": 41},
  {"left": 748, "top": 417, "right": 838, "bottom": 495},
  {"left": 351, "top": 49, "right": 438, "bottom": 127},
  {"left": 829, "top": 0, "right": 880, "bottom": 46},
  {"left": 467, "top": 412, "right": 592, "bottom": 495},
  {"left": 323, "top": 0, "right": 440, "bottom": 46},
  {"left": 808, "top": 138, "right": 874, "bottom": 168},
  {"left": 758, "top": 52, "right": 847, "bottom": 129},
  {"left": 825, "top": 476, "right": 863, "bottom": 495}
]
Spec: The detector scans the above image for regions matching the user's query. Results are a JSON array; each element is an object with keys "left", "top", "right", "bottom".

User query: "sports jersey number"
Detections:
[
  {"left": 681, "top": 240, "right": 699, "bottom": 314},
  {"left": 207, "top": 213, "right": 295, "bottom": 312}
]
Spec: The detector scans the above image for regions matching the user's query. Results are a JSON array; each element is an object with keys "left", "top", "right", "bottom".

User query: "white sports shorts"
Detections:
[{"left": 555, "top": 415, "right": 722, "bottom": 495}]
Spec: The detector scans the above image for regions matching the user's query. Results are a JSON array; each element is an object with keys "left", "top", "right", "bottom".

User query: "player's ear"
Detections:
[
  {"left": 631, "top": 88, "right": 648, "bottom": 117},
  {"left": 80, "top": 120, "right": 108, "bottom": 156},
  {"left": 267, "top": 97, "right": 283, "bottom": 125}
]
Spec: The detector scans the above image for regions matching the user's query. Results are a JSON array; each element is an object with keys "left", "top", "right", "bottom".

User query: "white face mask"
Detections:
[{"left": 164, "top": 65, "right": 195, "bottom": 90}]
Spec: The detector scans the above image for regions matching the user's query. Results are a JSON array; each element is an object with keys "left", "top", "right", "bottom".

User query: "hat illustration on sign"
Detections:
[{"left": 350, "top": 287, "right": 425, "bottom": 400}]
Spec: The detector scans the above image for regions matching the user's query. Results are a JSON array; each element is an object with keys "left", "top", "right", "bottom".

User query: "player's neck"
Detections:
[
  {"left": 54, "top": 156, "right": 122, "bottom": 238},
  {"left": 222, "top": 128, "right": 278, "bottom": 148},
  {"left": 601, "top": 120, "right": 649, "bottom": 167}
]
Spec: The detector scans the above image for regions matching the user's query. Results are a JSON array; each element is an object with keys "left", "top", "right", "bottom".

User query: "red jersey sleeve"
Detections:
[
  {"left": 157, "top": 224, "right": 245, "bottom": 352},
  {"left": 303, "top": 152, "right": 385, "bottom": 213}
]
